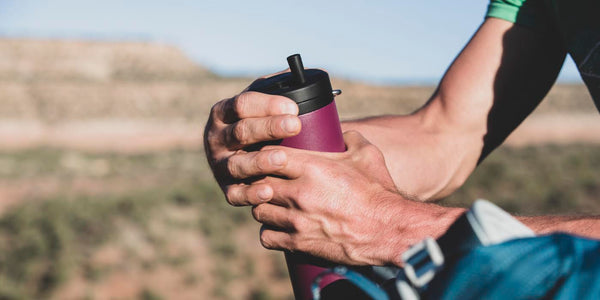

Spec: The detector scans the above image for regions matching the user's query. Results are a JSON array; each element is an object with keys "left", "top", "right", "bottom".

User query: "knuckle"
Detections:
[
  {"left": 260, "top": 231, "right": 274, "bottom": 249},
  {"left": 204, "top": 128, "right": 220, "bottom": 151},
  {"left": 287, "top": 234, "right": 300, "bottom": 251},
  {"left": 289, "top": 215, "right": 303, "bottom": 231},
  {"left": 265, "top": 118, "right": 278, "bottom": 139},
  {"left": 223, "top": 125, "right": 235, "bottom": 148},
  {"left": 226, "top": 157, "right": 240, "bottom": 178},
  {"left": 209, "top": 99, "right": 225, "bottom": 119},
  {"left": 232, "top": 121, "right": 249, "bottom": 145},
  {"left": 302, "top": 163, "right": 321, "bottom": 178},
  {"left": 251, "top": 205, "right": 262, "bottom": 222},
  {"left": 234, "top": 93, "right": 250, "bottom": 115},
  {"left": 255, "top": 152, "right": 271, "bottom": 172},
  {"left": 266, "top": 95, "right": 287, "bottom": 112},
  {"left": 293, "top": 189, "right": 310, "bottom": 210},
  {"left": 224, "top": 187, "right": 240, "bottom": 206}
]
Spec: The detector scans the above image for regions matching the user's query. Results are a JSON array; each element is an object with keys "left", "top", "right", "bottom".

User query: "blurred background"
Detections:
[{"left": 0, "top": 1, "right": 599, "bottom": 299}]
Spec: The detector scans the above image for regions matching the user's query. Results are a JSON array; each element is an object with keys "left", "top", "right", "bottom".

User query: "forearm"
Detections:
[
  {"left": 519, "top": 215, "right": 600, "bottom": 239},
  {"left": 341, "top": 112, "right": 479, "bottom": 201},
  {"left": 384, "top": 203, "right": 600, "bottom": 267},
  {"left": 342, "top": 18, "right": 566, "bottom": 201},
  {"left": 341, "top": 19, "right": 512, "bottom": 200}
]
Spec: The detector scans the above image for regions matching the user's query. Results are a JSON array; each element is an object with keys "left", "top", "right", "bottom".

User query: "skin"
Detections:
[{"left": 204, "top": 18, "right": 600, "bottom": 267}]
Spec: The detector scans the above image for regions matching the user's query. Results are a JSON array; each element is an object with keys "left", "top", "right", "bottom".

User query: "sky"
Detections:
[{"left": 0, "top": 0, "right": 582, "bottom": 84}]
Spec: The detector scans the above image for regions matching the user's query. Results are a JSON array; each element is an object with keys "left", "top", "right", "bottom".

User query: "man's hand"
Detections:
[
  {"left": 204, "top": 76, "right": 302, "bottom": 205},
  {"left": 231, "top": 131, "right": 462, "bottom": 266}
]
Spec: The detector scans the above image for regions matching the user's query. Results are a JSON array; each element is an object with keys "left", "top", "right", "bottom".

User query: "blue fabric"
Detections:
[{"left": 423, "top": 233, "right": 600, "bottom": 299}]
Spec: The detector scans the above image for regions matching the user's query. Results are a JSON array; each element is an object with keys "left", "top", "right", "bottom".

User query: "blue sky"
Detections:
[{"left": 0, "top": 0, "right": 581, "bottom": 84}]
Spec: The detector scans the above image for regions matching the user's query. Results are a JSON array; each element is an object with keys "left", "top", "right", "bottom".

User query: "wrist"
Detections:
[
  {"left": 342, "top": 115, "right": 476, "bottom": 202},
  {"left": 380, "top": 195, "right": 465, "bottom": 267}
]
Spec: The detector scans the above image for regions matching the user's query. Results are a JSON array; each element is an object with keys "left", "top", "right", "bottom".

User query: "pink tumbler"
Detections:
[{"left": 248, "top": 54, "right": 348, "bottom": 299}]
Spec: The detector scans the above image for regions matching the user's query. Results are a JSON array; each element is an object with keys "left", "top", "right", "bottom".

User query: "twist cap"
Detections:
[{"left": 248, "top": 54, "right": 334, "bottom": 115}]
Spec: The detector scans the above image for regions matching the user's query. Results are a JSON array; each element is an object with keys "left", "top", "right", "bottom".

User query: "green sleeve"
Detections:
[
  {"left": 487, "top": 0, "right": 525, "bottom": 23},
  {"left": 486, "top": 0, "right": 548, "bottom": 29}
]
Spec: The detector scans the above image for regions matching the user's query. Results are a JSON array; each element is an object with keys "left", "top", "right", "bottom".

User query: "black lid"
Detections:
[{"left": 248, "top": 54, "right": 333, "bottom": 115}]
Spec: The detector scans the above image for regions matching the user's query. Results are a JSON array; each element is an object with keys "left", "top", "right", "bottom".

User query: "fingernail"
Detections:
[
  {"left": 282, "top": 118, "right": 300, "bottom": 133},
  {"left": 257, "top": 187, "right": 272, "bottom": 201},
  {"left": 269, "top": 151, "right": 286, "bottom": 167},
  {"left": 280, "top": 102, "right": 298, "bottom": 115}
]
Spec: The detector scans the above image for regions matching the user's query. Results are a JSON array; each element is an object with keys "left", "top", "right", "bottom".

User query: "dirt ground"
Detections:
[{"left": 2, "top": 113, "right": 599, "bottom": 153}]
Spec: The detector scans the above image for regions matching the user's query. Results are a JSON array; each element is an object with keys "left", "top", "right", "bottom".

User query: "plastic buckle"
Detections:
[
  {"left": 401, "top": 237, "right": 445, "bottom": 288},
  {"left": 395, "top": 277, "right": 420, "bottom": 300}
]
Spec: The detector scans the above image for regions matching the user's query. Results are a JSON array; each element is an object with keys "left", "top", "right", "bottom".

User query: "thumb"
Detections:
[{"left": 343, "top": 130, "right": 371, "bottom": 151}]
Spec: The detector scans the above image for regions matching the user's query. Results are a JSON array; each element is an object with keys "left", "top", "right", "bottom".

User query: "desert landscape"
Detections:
[{"left": 0, "top": 38, "right": 599, "bottom": 299}]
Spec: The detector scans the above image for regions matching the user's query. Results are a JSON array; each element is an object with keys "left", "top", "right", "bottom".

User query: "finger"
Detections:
[
  {"left": 252, "top": 203, "right": 294, "bottom": 229},
  {"left": 225, "top": 182, "right": 273, "bottom": 206},
  {"left": 242, "top": 69, "right": 291, "bottom": 92},
  {"left": 222, "top": 115, "right": 301, "bottom": 149},
  {"left": 235, "top": 92, "right": 299, "bottom": 119},
  {"left": 263, "top": 144, "right": 342, "bottom": 161},
  {"left": 342, "top": 130, "right": 388, "bottom": 170},
  {"left": 259, "top": 145, "right": 339, "bottom": 179},
  {"left": 258, "top": 69, "right": 291, "bottom": 80},
  {"left": 259, "top": 225, "right": 294, "bottom": 251},
  {"left": 210, "top": 97, "right": 236, "bottom": 124},
  {"left": 245, "top": 68, "right": 329, "bottom": 91},
  {"left": 214, "top": 92, "right": 298, "bottom": 124},
  {"left": 259, "top": 176, "right": 297, "bottom": 208},
  {"left": 223, "top": 149, "right": 288, "bottom": 179},
  {"left": 342, "top": 130, "right": 371, "bottom": 150}
]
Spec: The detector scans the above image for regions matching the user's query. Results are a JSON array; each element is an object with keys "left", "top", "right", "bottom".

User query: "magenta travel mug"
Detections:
[{"left": 248, "top": 54, "right": 347, "bottom": 299}]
